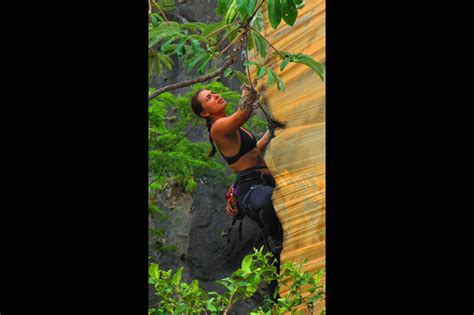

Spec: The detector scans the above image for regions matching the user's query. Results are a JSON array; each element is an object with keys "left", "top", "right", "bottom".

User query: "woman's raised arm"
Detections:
[
  {"left": 211, "top": 86, "right": 256, "bottom": 136},
  {"left": 211, "top": 107, "right": 251, "bottom": 137}
]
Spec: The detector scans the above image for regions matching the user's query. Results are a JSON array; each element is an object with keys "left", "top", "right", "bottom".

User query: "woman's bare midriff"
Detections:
[{"left": 229, "top": 148, "right": 270, "bottom": 174}]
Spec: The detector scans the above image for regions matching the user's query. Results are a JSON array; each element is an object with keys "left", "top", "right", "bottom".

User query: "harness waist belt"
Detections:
[{"left": 236, "top": 168, "right": 272, "bottom": 185}]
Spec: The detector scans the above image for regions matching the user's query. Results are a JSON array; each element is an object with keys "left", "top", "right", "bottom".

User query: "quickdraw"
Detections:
[{"left": 225, "top": 183, "right": 239, "bottom": 217}]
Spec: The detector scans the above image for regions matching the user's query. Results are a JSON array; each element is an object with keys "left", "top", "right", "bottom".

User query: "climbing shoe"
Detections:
[{"left": 267, "top": 235, "right": 283, "bottom": 254}]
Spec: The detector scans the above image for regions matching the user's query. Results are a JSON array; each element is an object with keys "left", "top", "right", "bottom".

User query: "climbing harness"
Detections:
[
  {"left": 225, "top": 166, "right": 274, "bottom": 243},
  {"left": 225, "top": 183, "right": 239, "bottom": 218},
  {"left": 225, "top": 184, "right": 258, "bottom": 243}
]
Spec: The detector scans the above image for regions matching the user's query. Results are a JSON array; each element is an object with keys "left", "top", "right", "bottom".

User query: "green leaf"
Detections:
[
  {"left": 293, "top": 54, "right": 325, "bottom": 81},
  {"left": 296, "top": 54, "right": 324, "bottom": 72},
  {"left": 252, "top": 30, "right": 267, "bottom": 58},
  {"left": 155, "top": 54, "right": 162, "bottom": 76},
  {"left": 224, "top": 68, "right": 233, "bottom": 77},
  {"left": 160, "top": 34, "right": 180, "bottom": 53},
  {"left": 174, "top": 303, "right": 188, "bottom": 314},
  {"left": 251, "top": 10, "right": 264, "bottom": 32},
  {"left": 197, "top": 54, "right": 213, "bottom": 74},
  {"left": 271, "top": 69, "right": 284, "bottom": 91},
  {"left": 162, "top": 44, "right": 178, "bottom": 54},
  {"left": 149, "top": 182, "right": 163, "bottom": 191},
  {"left": 150, "top": 13, "right": 159, "bottom": 27},
  {"left": 246, "top": 33, "right": 254, "bottom": 51},
  {"left": 216, "top": 0, "right": 229, "bottom": 15},
  {"left": 242, "top": 255, "right": 252, "bottom": 272},
  {"left": 191, "top": 39, "right": 201, "bottom": 53},
  {"left": 225, "top": 26, "right": 241, "bottom": 45},
  {"left": 157, "top": 53, "right": 173, "bottom": 71},
  {"left": 149, "top": 263, "right": 160, "bottom": 280},
  {"left": 248, "top": 274, "right": 260, "bottom": 286},
  {"left": 243, "top": 60, "right": 259, "bottom": 67},
  {"left": 266, "top": 68, "right": 274, "bottom": 86},
  {"left": 280, "top": 57, "right": 291, "bottom": 71},
  {"left": 184, "top": 177, "right": 197, "bottom": 193},
  {"left": 281, "top": 0, "right": 298, "bottom": 26},
  {"left": 202, "top": 21, "right": 224, "bottom": 37},
  {"left": 180, "top": 22, "right": 205, "bottom": 32},
  {"left": 149, "top": 28, "right": 181, "bottom": 48},
  {"left": 172, "top": 268, "right": 182, "bottom": 287},
  {"left": 236, "top": 0, "right": 249, "bottom": 20},
  {"left": 175, "top": 40, "right": 187, "bottom": 57},
  {"left": 148, "top": 55, "right": 153, "bottom": 81},
  {"left": 272, "top": 50, "right": 292, "bottom": 60},
  {"left": 152, "top": 13, "right": 164, "bottom": 23},
  {"left": 257, "top": 66, "right": 266, "bottom": 79},
  {"left": 233, "top": 70, "right": 250, "bottom": 85},
  {"left": 217, "top": 278, "right": 235, "bottom": 291},
  {"left": 206, "top": 301, "right": 218, "bottom": 313},
  {"left": 189, "top": 34, "right": 208, "bottom": 43},
  {"left": 268, "top": 0, "right": 282, "bottom": 29},
  {"left": 191, "top": 279, "right": 199, "bottom": 292},
  {"left": 295, "top": 0, "right": 305, "bottom": 10},
  {"left": 247, "top": 0, "right": 258, "bottom": 15}
]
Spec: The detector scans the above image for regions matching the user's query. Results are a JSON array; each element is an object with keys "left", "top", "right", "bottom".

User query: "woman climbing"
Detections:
[{"left": 190, "top": 83, "right": 284, "bottom": 302}]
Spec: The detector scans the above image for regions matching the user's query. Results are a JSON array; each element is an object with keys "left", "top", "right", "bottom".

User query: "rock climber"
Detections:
[{"left": 190, "top": 83, "right": 284, "bottom": 303}]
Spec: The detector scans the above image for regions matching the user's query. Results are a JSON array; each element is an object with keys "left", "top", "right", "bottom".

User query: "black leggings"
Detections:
[
  {"left": 235, "top": 173, "right": 283, "bottom": 302},
  {"left": 235, "top": 175, "right": 283, "bottom": 241}
]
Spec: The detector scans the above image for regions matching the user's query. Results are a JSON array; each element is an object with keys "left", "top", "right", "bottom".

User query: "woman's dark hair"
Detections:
[{"left": 191, "top": 89, "right": 217, "bottom": 157}]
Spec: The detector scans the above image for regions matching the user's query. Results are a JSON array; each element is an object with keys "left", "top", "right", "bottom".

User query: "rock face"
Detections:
[
  {"left": 148, "top": 2, "right": 271, "bottom": 313},
  {"left": 149, "top": 181, "right": 270, "bottom": 313}
]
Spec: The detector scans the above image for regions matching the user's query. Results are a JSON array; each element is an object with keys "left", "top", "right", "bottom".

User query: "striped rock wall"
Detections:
[{"left": 250, "top": 1, "right": 326, "bottom": 312}]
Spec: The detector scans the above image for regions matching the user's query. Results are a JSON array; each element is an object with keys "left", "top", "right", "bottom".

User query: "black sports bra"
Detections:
[{"left": 217, "top": 127, "right": 257, "bottom": 165}]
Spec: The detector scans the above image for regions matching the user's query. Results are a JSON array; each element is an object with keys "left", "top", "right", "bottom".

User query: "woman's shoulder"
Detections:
[{"left": 211, "top": 119, "right": 241, "bottom": 137}]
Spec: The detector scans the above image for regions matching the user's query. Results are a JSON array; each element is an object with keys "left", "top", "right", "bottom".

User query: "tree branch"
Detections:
[
  {"left": 148, "top": 57, "right": 234, "bottom": 100},
  {"left": 248, "top": 0, "right": 265, "bottom": 24},
  {"left": 152, "top": 0, "right": 171, "bottom": 26},
  {"left": 206, "top": 20, "right": 240, "bottom": 38},
  {"left": 215, "top": 26, "right": 243, "bottom": 49},
  {"left": 220, "top": 32, "right": 243, "bottom": 55},
  {"left": 244, "top": 37, "right": 254, "bottom": 90},
  {"left": 223, "top": 290, "right": 236, "bottom": 315}
]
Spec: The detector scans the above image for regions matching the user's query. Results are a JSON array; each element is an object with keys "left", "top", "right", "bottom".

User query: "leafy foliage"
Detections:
[
  {"left": 148, "top": 247, "right": 325, "bottom": 314},
  {"left": 148, "top": 0, "right": 324, "bottom": 96},
  {"left": 267, "top": 0, "right": 283, "bottom": 29},
  {"left": 244, "top": 61, "right": 284, "bottom": 91},
  {"left": 148, "top": 17, "right": 220, "bottom": 82},
  {"left": 274, "top": 51, "right": 325, "bottom": 81},
  {"left": 254, "top": 257, "right": 325, "bottom": 314}
]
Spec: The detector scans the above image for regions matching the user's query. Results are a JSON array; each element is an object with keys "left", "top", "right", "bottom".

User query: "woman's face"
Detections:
[{"left": 197, "top": 89, "right": 227, "bottom": 118}]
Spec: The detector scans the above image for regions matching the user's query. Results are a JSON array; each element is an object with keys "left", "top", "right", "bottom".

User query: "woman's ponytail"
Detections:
[
  {"left": 191, "top": 89, "right": 217, "bottom": 158},
  {"left": 205, "top": 118, "right": 217, "bottom": 157}
]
